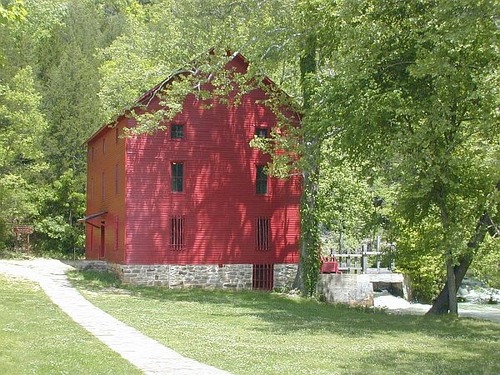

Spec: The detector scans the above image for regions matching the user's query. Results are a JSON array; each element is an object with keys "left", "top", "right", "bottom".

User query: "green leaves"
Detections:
[
  {"left": 317, "top": 0, "right": 499, "bottom": 302},
  {"left": 0, "top": 66, "right": 47, "bottom": 243},
  {"left": 34, "top": 169, "right": 85, "bottom": 254},
  {"left": 0, "top": 0, "right": 496, "bottom": 285},
  {"left": 0, "top": 0, "right": 26, "bottom": 24},
  {"left": 0, "top": 67, "right": 47, "bottom": 173}
]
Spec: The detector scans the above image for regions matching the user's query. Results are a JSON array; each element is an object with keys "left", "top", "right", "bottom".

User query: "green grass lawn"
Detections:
[
  {"left": 69, "top": 270, "right": 500, "bottom": 375},
  {"left": 0, "top": 275, "right": 141, "bottom": 375}
]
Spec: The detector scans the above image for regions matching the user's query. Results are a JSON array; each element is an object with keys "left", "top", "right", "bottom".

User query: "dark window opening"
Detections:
[
  {"left": 171, "top": 162, "right": 183, "bottom": 192},
  {"left": 171, "top": 124, "right": 184, "bottom": 139},
  {"left": 256, "top": 165, "right": 268, "bottom": 195},
  {"left": 253, "top": 264, "right": 274, "bottom": 290},
  {"left": 256, "top": 217, "right": 271, "bottom": 251},
  {"left": 99, "top": 224, "right": 105, "bottom": 259},
  {"left": 255, "top": 128, "right": 268, "bottom": 138},
  {"left": 170, "top": 215, "right": 185, "bottom": 250}
]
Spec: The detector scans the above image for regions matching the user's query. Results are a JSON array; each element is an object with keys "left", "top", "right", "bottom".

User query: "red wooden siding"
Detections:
[
  {"left": 85, "top": 54, "right": 301, "bottom": 266},
  {"left": 85, "top": 119, "right": 127, "bottom": 264}
]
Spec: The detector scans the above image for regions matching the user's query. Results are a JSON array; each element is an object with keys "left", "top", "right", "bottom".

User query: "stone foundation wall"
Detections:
[
  {"left": 106, "top": 263, "right": 297, "bottom": 290},
  {"left": 274, "top": 264, "right": 299, "bottom": 290},
  {"left": 68, "top": 260, "right": 108, "bottom": 272}
]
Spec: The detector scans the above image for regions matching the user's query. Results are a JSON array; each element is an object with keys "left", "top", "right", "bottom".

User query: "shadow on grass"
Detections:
[
  {"left": 66, "top": 269, "right": 500, "bottom": 375},
  {"left": 67, "top": 270, "right": 122, "bottom": 290},
  {"left": 68, "top": 270, "right": 500, "bottom": 342},
  {"left": 0, "top": 249, "right": 33, "bottom": 260}
]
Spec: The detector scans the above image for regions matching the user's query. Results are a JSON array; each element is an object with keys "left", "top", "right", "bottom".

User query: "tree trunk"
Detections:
[
  {"left": 445, "top": 253, "right": 458, "bottom": 315},
  {"left": 426, "top": 252, "right": 473, "bottom": 315},
  {"left": 292, "top": 259, "right": 304, "bottom": 291},
  {"left": 293, "top": 32, "right": 321, "bottom": 296},
  {"left": 293, "top": 167, "right": 319, "bottom": 294},
  {"left": 426, "top": 212, "right": 494, "bottom": 315},
  {"left": 295, "top": 155, "right": 321, "bottom": 295},
  {"left": 436, "top": 185, "right": 459, "bottom": 315}
]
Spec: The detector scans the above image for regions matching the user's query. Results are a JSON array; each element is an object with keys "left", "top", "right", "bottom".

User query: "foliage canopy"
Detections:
[{"left": 0, "top": 0, "right": 497, "bottom": 306}]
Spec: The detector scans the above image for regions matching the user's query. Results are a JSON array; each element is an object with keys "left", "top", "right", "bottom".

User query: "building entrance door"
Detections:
[{"left": 99, "top": 224, "right": 105, "bottom": 259}]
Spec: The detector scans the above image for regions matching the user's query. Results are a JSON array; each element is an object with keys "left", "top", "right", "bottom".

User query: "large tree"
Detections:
[
  {"left": 0, "top": 66, "right": 48, "bottom": 247},
  {"left": 0, "top": 0, "right": 126, "bottom": 254},
  {"left": 313, "top": 0, "right": 499, "bottom": 313}
]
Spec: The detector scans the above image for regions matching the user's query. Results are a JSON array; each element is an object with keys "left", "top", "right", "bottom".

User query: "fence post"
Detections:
[
  {"left": 346, "top": 247, "right": 350, "bottom": 273},
  {"left": 362, "top": 244, "right": 368, "bottom": 273},
  {"left": 376, "top": 236, "right": 381, "bottom": 272}
]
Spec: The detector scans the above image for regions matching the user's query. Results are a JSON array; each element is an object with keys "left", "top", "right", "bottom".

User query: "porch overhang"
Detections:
[{"left": 77, "top": 211, "right": 108, "bottom": 228}]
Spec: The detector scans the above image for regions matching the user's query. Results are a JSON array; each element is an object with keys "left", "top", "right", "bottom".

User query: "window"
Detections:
[
  {"left": 253, "top": 264, "right": 274, "bottom": 290},
  {"left": 256, "top": 165, "right": 268, "bottom": 195},
  {"left": 256, "top": 217, "right": 271, "bottom": 251},
  {"left": 170, "top": 215, "right": 185, "bottom": 250},
  {"left": 171, "top": 124, "right": 184, "bottom": 139},
  {"left": 89, "top": 226, "right": 93, "bottom": 253},
  {"left": 171, "top": 162, "right": 184, "bottom": 192},
  {"left": 99, "top": 224, "right": 105, "bottom": 259},
  {"left": 255, "top": 128, "right": 268, "bottom": 138}
]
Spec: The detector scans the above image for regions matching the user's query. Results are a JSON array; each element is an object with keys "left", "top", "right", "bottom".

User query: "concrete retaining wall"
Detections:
[
  {"left": 366, "top": 272, "right": 409, "bottom": 300},
  {"left": 317, "top": 272, "right": 408, "bottom": 307},
  {"left": 317, "top": 274, "right": 374, "bottom": 307}
]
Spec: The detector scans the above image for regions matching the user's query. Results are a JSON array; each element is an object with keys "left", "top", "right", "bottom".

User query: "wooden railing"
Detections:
[{"left": 324, "top": 237, "right": 395, "bottom": 274}]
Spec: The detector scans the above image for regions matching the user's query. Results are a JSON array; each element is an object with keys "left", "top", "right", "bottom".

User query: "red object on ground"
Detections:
[{"left": 320, "top": 257, "right": 340, "bottom": 274}]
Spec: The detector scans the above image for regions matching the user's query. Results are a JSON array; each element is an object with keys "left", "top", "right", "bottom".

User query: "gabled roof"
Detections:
[
  {"left": 135, "top": 51, "right": 253, "bottom": 105},
  {"left": 86, "top": 52, "right": 288, "bottom": 145}
]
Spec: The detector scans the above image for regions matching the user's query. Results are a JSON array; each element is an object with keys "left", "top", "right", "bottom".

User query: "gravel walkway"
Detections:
[{"left": 0, "top": 258, "right": 230, "bottom": 375}]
